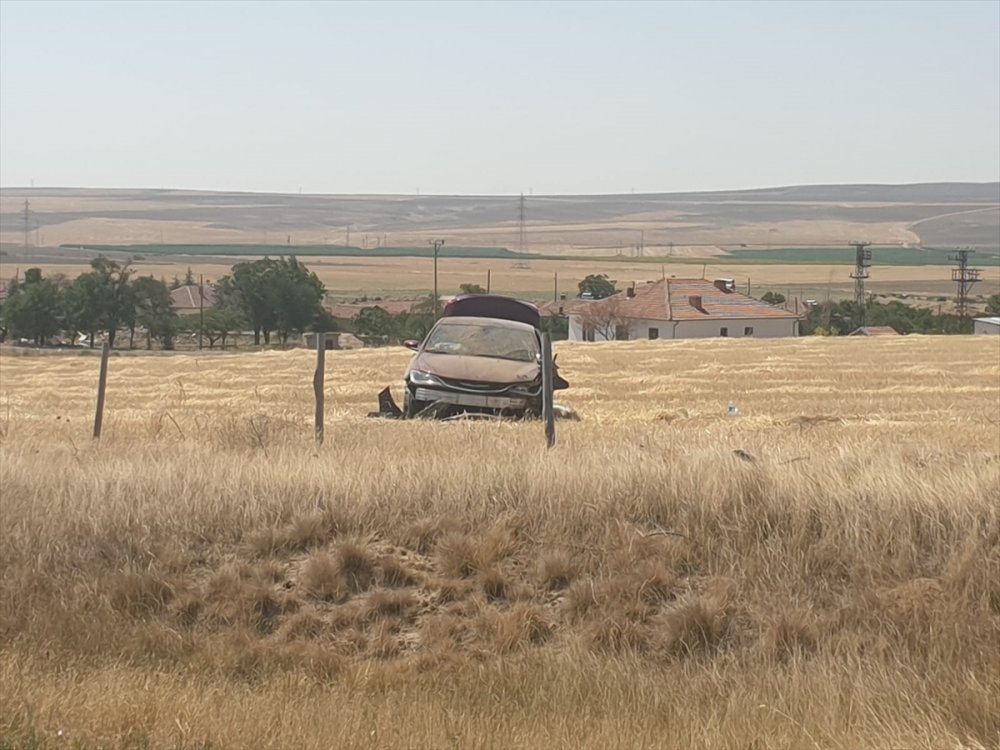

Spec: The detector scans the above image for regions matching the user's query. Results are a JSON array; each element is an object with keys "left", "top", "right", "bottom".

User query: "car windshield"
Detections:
[{"left": 424, "top": 322, "right": 538, "bottom": 362}]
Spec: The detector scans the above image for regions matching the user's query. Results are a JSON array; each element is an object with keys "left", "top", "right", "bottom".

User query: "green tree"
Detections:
[
  {"left": 131, "top": 276, "right": 177, "bottom": 349},
  {"left": 352, "top": 306, "right": 394, "bottom": 344},
  {"left": 986, "top": 294, "right": 1000, "bottom": 315},
  {"left": 761, "top": 291, "right": 786, "bottom": 305},
  {"left": 64, "top": 256, "right": 134, "bottom": 348},
  {"left": 186, "top": 305, "right": 247, "bottom": 350},
  {"left": 577, "top": 274, "right": 616, "bottom": 300},
  {"left": 459, "top": 283, "right": 486, "bottom": 295},
  {"left": 273, "top": 257, "right": 325, "bottom": 345},
  {"left": 1, "top": 270, "right": 63, "bottom": 345}
]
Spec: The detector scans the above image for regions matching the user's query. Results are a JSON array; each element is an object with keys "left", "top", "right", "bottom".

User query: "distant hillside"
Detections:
[{"left": 1, "top": 183, "right": 997, "bottom": 254}]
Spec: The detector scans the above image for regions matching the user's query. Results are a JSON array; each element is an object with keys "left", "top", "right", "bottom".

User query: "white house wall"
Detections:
[{"left": 568, "top": 315, "right": 797, "bottom": 341}]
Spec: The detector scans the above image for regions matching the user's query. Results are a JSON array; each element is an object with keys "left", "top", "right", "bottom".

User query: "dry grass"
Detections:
[{"left": 1, "top": 336, "right": 999, "bottom": 749}]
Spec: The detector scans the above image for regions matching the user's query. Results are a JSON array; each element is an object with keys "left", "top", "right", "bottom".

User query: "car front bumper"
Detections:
[{"left": 413, "top": 387, "right": 528, "bottom": 410}]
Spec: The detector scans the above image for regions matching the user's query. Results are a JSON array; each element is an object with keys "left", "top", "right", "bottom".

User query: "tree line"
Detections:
[{"left": 0, "top": 255, "right": 332, "bottom": 349}]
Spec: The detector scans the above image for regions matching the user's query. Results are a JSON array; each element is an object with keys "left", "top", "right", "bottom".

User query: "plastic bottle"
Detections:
[{"left": 727, "top": 400, "right": 739, "bottom": 417}]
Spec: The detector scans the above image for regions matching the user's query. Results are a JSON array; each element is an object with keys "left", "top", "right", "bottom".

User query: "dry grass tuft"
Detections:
[
  {"left": 376, "top": 554, "right": 421, "bottom": 588},
  {"left": 105, "top": 569, "right": 173, "bottom": 616},
  {"left": 536, "top": 550, "right": 578, "bottom": 591},
  {"left": 299, "top": 543, "right": 375, "bottom": 603},
  {"left": 365, "top": 589, "right": 418, "bottom": 622},
  {"left": 761, "top": 607, "right": 820, "bottom": 662}
]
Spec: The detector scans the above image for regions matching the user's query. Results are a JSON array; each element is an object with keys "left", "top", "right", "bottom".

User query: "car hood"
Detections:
[{"left": 410, "top": 352, "right": 539, "bottom": 384}]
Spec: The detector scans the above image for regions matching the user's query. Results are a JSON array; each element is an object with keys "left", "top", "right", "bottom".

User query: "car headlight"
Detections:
[{"left": 409, "top": 370, "right": 445, "bottom": 387}]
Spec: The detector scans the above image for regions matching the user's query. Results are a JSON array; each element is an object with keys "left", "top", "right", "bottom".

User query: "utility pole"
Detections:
[
  {"left": 849, "top": 241, "right": 872, "bottom": 328},
  {"left": 553, "top": 271, "right": 558, "bottom": 302},
  {"left": 949, "top": 248, "right": 980, "bottom": 319},
  {"left": 431, "top": 240, "right": 444, "bottom": 319},
  {"left": 518, "top": 193, "right": 526, "bottom": 255},
  {"left": 23, "top": 200, "right": 30, "bottom": 253},
  {"left": 198, "top": 273, "right": 205, "bottom": 350}
]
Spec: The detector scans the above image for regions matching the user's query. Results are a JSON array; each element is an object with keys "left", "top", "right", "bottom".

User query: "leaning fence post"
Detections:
[
  {"left": 93, "top": 341, "right": 110, "bottom": 439},
  {"left": 541, "top": 332, "right": 555, "bottom": 448},
  {"left": 313, "top": 333, "right": 326, "bottom": 444}
]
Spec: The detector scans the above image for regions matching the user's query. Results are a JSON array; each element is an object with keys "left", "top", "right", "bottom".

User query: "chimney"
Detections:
[
  {"left": 689, "top": 295, "right": 703, "bottom": 310},
  {"left": 714, "top": 279, "right": 735, "bottom": 293},
  {"left": 559, "top": 293, "right": 566, "bottom": 301},
  {"left": 626, "top": 284, "right": 636, "bottom": 298}
]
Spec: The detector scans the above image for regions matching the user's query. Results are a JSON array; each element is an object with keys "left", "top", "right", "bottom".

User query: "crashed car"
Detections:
[{"left": 400, "top": 295, "right": 568, "bottom": 419}]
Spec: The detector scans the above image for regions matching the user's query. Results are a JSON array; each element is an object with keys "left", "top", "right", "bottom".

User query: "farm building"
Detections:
[
  {"left": 170, "top": 284, "right": 215, "bottom": 313},
  {"left": 848, "top": 326, "right": 900, "bottom": 336},
  {"left": 564, "top": 278, "right": 800, "bottom": 341},
  {"left": 973, "top": 317, "right": 1000, "bottom": 335}
]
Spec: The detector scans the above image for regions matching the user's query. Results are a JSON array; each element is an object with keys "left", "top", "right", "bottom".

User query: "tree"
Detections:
[
  {"left": 216, "top": 257, "right": 324, "bottom": 346},
  {"left": 459, "top": 283, "right": 486, "bottom": 295},
  {"left": 187, "top": 306, "right": 247, "bottom": 350},
  {"left": 577, "top": 295, "right": 626, "bottom": 340},
  {"left": 761, "top": 291, "right": 786, "bottom": 305},
  {"left": 272, "top": 257, "right": 325, "bottom": 345},
  {"left": 986, "top": 294, "right": 1000, "bottom": 315},
  {"left": 1, "top": 270, "right": 63, "bottom": 345},
  {"left": 64, "top": 256, "right": 134, "bottom": 348},
  {"left": 578, "top": 274, "right": 616, "bottom": 300},
  {"left": 352, "top": 306, "right": 396, "bottom": 344},
  {"left": 131, "top": 276, "right": 177, "bottom": 349}
]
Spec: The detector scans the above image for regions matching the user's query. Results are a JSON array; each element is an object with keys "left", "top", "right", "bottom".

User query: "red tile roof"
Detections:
[
  {"left": 170, "top": 284, "right": 215, "bottom": 311},
  {"left": 848, "top": 326, "right": 900, "bottom": 336},
  {"left": 565, "top": 279, "right": 800, "bottom": 322}
]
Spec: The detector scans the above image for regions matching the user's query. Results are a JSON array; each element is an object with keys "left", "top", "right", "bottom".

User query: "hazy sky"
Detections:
[{"left": 1, "top": 0, "right": 998, "bottom": 195}]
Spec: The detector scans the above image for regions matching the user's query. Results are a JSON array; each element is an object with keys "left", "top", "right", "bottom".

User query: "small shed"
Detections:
[
  {"left": 973, "top": 317, "right": 1000, "bottom": 335},
  {"left": 848, "top": 326, "right": 900, "bottom": 336}
]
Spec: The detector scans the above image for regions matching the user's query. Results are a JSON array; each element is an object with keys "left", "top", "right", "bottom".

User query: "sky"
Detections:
[{"left": 1, "top": 0, "right": 998, "bottom": 195}]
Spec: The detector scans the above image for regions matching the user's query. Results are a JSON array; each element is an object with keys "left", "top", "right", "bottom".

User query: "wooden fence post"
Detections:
[
  {"left": 540, "top": 333, "right": 555, "bottom": 448},
  {"left": 93, "top": 341, "right": 110, "bottom": 439},
  {"left": 313, "top": 333, "right": 326, "bottom": 444}
]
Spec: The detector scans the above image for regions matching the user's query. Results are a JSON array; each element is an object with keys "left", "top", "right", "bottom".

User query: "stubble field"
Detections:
[{"left": 1, "top": 336, "right": 998, "bottom": 749}]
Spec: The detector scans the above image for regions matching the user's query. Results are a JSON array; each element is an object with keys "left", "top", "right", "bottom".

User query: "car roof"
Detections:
[{"left": 431, "top": 316, "right": 539, "bottom": 333}]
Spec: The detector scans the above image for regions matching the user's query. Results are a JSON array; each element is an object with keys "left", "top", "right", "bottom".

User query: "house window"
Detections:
[
  {"left": 744, "top": 326, "right": 754, "bottom": 336},
  {"left": 582, "top": 325, "right": 595, "bottom": 342},
  {"left": 614, "top": 324, "right": 629, "bottom": 341},
  {"left": 720, "top": 327, "right": 729, "bottom": 337},
  {"left": 648, "top": 327, "right": 659, "bottom": 340}
]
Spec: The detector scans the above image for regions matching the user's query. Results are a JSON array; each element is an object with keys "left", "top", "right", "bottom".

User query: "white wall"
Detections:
[
  {"left": 568, "top": 315, "right": 797, "bottom": 340},
  {"left": 973, "top": 320, "right": 1000, "bottom": 335}
]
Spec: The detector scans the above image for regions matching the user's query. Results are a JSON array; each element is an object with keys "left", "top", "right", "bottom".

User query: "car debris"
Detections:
[{"left": 368, "top": 294, "right": 577, "bottom": 421}]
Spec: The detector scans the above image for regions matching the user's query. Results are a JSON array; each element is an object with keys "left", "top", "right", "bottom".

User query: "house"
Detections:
[
  {"left": 848, "top": 326, "right": 900, "bottom": 336},
  {"left": 973, "top": 317, "right": 1000, "bottom": 335},
  {"left": 170, "top": 284, "right": 215, "bottom": 313},
  {"left": 565, "top": 278, "right": 800, "bottom": 341}
]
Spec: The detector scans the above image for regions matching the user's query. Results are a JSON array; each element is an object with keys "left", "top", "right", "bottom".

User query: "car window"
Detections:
[{"left": 424, "top": 322, "right": 538, "bottom": 361}]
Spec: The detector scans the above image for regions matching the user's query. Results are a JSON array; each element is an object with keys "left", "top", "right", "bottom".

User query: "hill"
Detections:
[{"left": 1, "top": 183, "right": 997, "bottom": 255}]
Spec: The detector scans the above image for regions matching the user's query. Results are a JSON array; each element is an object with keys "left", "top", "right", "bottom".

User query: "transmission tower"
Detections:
[
  {"left": 949, "top": 248, "right": 980, "bottom": 318},
  {"left": 518, "top": 193, "right": 526, "bottom": 255},
  {"left": 849, "top": 241, "right": 873, "bottom": 327}
]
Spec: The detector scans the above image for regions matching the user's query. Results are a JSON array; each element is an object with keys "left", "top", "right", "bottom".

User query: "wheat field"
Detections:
[{"left": 1, "top": 337, "right": 998, "bottom": 749}]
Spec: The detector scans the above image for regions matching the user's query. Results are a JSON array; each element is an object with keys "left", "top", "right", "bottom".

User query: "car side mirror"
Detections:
[{"left": 403, "top": 339, "right": 421, "bottom": 351}]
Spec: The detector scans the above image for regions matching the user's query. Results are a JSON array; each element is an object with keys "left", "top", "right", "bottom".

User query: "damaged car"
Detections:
[{"left": 397, "top": 295, "right": 568, "bottom": 419}]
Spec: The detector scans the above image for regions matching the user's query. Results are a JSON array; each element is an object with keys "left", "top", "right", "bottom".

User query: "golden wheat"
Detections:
[{"left": 1, "top": 336, "right": 998, "bottom": 749}]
